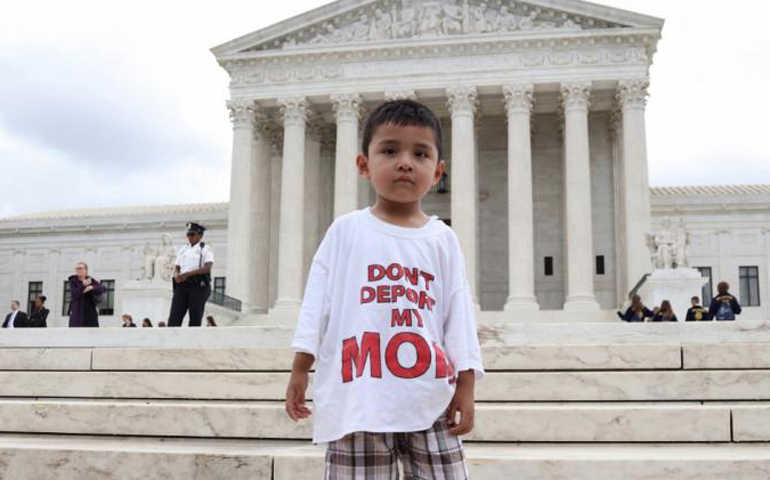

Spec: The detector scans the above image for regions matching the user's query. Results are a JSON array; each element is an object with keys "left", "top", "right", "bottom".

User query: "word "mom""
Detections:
[{"left": 341, "top": 331, "right": 455, "bottom": 383}]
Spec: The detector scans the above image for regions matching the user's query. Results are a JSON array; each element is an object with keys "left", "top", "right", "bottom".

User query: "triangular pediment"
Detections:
[{"left": 212, "top": 0, "right": 663, "bottom": 57}]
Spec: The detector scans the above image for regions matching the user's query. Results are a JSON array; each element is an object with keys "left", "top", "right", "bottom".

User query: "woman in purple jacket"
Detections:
[{"left": 68, "top": 262, "right": 105, "bottom": 328}]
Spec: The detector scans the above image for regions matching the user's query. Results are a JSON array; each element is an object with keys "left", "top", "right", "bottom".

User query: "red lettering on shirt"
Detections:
[
  {"left": 360, "top": 286, "right": 375, "bottom": 304},
  {"left": 368, "top": 265, "right": 386, "bottom": 282},
  {"left": 391, "top": 309, "right": 413, "bottom": 327},
  {"left": 385, "top": 332, "right": 431, "bottom": 379},
  {"left": 420, "top": 271, "right": 435, "bottom": 291},
  {"left": 433, "top": 342, "right": 455, "bottom": 382},
  {"left": 341, "top": 332, "right": 382, "bottom": 383}
]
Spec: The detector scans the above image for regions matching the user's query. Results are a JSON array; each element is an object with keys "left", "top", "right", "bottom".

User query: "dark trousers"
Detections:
[{"left": 168, "top": 282, "right": 211, "bottom": 327}]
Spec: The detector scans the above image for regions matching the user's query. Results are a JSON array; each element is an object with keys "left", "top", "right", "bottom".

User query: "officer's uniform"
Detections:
[{"left": 168, "top": 223, "right": 214, "bottom": 327}]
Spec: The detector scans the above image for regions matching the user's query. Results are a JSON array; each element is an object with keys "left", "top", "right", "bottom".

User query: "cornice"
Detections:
[{"left": 219, "top": 27, "right": 661, "bottom": 71}]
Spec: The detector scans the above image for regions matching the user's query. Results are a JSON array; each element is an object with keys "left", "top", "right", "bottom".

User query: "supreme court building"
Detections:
[
  {"left": 2, "top": 0, "right": 770, "bottom": 325},
  {"left": 214, "top": 0, "right": 664, "bottom": 316}
]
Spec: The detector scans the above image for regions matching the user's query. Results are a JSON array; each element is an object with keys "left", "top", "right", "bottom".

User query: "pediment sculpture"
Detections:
[{"left": 251, "top": 0, "right": 625, "bottom": 51}]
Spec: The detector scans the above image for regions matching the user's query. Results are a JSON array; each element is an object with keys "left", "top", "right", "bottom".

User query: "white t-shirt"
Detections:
[
  {"left": 292, "top": 208, "right": 485, "bottom": 444},
  {"left": 8, "top": 310, "right": 18, "bottom": 329},
  {"left": 175, "top": 242, "right": 214, "bottom": 274}
]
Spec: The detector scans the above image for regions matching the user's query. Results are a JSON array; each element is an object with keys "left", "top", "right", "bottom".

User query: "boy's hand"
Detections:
[
  {"left": 447, "top": 370, "right": 476, "bottom": 436},
  {"left": 285, "top": 352, "right": 315, "bottom": 422}
]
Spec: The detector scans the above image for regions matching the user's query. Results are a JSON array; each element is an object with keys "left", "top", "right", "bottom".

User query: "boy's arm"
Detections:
[
  {"left": 447, "top": 369, "right": 475, "bottom": 435},
  {"left": 286, "top": 352, "right": 315, "bottom": 421},
  {"left": 286, "top": 225, "right": 336, "bottom": 421}
]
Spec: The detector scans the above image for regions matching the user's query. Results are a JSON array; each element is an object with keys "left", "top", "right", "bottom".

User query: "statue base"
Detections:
[
  {"left": 120, "top": 280, "right": 174, "bottom": 325},
  {"left": 638, "top": 268, "right": 708, "bottom": 320}
]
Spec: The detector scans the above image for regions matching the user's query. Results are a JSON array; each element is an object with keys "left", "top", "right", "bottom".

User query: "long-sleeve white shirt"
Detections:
[{"left": 292, "top": 208, "right": 484, "bottom": 443}]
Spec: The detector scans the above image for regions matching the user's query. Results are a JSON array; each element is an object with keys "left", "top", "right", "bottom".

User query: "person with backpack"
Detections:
[{"left": 707, "top": 281, "right": 742, "bottom": 321}]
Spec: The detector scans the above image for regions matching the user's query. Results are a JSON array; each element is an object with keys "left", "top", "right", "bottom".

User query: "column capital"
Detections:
[
  {"left": 502, "top": 83, "right": 534, "bottom": 115},
  {"left": 560, "top": 81, "right": 592, "bottom": 112},
  {"left": 617, "top": 78, "right": 650, "bottom": 109},
  {"left": 226, "top": 98, "right": 256, "bottom": 128},
  {"left": 331, "top": 93, "right": 362, "bottom": 123},
  {"left": 278, "top": 96, "right": 310, "bottom": 126},
  {"left": 446, "top": 86, "right": 478, "bottom": 116},
  {"left": 384, "top": 90, "right": 417, "bottom": 101}
]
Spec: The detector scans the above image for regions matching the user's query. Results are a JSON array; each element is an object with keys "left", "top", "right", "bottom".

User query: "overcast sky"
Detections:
[{"left": 1, "top": 0, "right": 769, "bottom": 218}]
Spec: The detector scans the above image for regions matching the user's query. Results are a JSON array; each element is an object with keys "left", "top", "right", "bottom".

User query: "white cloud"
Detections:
[{"left": 1, "top": 0, "right": 769, "bottom": 217}]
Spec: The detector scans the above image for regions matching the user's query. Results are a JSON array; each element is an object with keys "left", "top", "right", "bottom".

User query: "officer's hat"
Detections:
[{"left": 186, "top": 222, "right": 206, "bottom": 235}]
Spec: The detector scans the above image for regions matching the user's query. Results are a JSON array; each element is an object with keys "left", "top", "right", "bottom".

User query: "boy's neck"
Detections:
[{"left": 370, "top": 198, "right": 430, "bottom": 228}]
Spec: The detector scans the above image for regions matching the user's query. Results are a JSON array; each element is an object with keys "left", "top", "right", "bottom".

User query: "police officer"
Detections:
[{"left": 168, "top": 222, "right": 214, "bottom": 327}]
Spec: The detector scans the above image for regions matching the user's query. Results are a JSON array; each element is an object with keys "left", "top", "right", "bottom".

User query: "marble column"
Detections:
[
  {"left": 447, "top": 86, "right": 479, "bottom": 302},
  {"left": 561, "top": 82, "right": 600, "bottom": 311},
  {"left": 617, "top": 78, "right": 653, "bottom": 295},
  {"left": 225, "top": 99, "right": 271, "bottom": 311},
  {"left": 266, "top": 124, "right": 283, "bottom": 308},
  {"left": 331, "top": 93, "right": 362, "bottom": 218},
  {"left": 274, "top": 97, "right": 309, "bottom": 311},
  {"left": 764, "top": 230, "right": 770, "bottom": 320},
  {"left": 502, "top": 83, "right": 539, "bottom": 311},
  {"left": 303, "top": 118, "right": 323, "bottom": 283},
  {"left": 610, "top": 110, "right": 627, "bottom": 305}
]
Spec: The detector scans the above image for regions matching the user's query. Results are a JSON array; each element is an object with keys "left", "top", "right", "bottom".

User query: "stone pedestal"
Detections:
[
  {"left": 638, "top": 268, "right": 708, "bottom": 320},
  {"left": 120, "top": 280, "right": 174, "bottom": 325}
]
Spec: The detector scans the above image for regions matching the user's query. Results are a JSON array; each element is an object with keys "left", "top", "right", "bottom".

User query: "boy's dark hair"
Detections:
[
  {"left": 691, "top": 296, "right": 700, "bottom": 302},
  {"left": 361, "top": 99, "right": 443, "bottom": 159}
]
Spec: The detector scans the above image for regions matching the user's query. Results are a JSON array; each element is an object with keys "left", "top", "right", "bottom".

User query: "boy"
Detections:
[
  {"left": 685, "top": 296, "right": 708, "bottom": 322},
  {"left": 285, "top": 100, "right": 484, "bottom": 479}
]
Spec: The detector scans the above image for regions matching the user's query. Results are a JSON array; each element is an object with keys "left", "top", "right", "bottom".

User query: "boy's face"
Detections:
[{"left": 357, "top": 123, "right": 444, "bottom": 205}]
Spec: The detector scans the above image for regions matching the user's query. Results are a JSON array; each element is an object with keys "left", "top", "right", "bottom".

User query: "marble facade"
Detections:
[{"left": 213, "top": 0, "right": 664, "bottom": 318}]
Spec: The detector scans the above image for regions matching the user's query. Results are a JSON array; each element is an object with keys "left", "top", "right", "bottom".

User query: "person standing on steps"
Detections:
[{"left": 168, "top": 222, "right": 213, "bottom": 327}]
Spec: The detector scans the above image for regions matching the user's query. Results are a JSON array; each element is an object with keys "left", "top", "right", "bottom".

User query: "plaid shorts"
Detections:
[{"left": 324, "top": 414, "right": 469, "bottom": 480}]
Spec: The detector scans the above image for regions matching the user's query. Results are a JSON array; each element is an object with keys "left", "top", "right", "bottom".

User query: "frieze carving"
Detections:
[
  {"left": 384, "top": 90, "right": 417, "bottom": 101},
  {"left": 226, "top": 45, "right": 647, "bottom": 87},
  {"left": 252, "top": 0, "right": 623, "bottom": 52}
]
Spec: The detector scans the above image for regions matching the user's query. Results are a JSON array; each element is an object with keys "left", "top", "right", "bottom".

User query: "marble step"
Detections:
[
  {"left": 3, "top": 369, "right": 770, "bottom": 402},
  {"left": 2, "top": 435, "right": 770, "bottom": 480},
  {"left": 683, "top": 343, "right": 770, "bottom": 369},
  {"left": 0, "top": 399, "right": 736, "bottom": 442},
  {"left": 0, "top": 343, "right": 683, "bottom": 371},
  {"left": 3, "top": 322, "right": 770, "bottom": 350}
]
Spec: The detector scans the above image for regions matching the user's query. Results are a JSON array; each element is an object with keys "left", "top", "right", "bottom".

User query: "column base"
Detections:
[
  {"left": 269, "top": 299, "right": 302, "bottom": 326},
  {"left": 503, "top": 297, "right": 540, "bottom": 312},
  {"left": 563, "top": 296, "right": 601, "bottom": 312}
]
